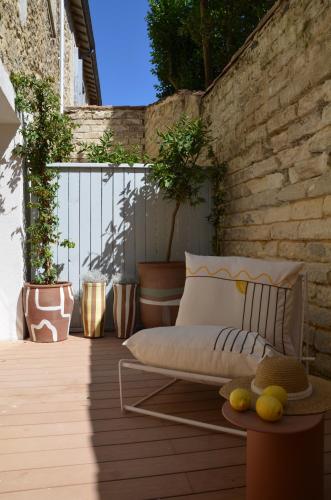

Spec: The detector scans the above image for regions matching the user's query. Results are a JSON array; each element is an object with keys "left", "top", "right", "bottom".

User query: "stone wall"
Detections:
[
  {"left": 201, "top": 0, "right": 331, "bottom": 376},
  {"left": 0, "top": 0, "right": 84, "bottom": 106},
  {"left": 0, "top": 0, "right": 60, "bottom": 83},
  {"left": 67, "top": 106, "right": 146, "bottom": 159},
  {"left": 145, "top": 90, "right": 202, "bottom": 158},
  {"left": 68, "top": 92, "right": 201, "bottom": 161},
  {"left": 64, "top": 0, "right": 76, "bottom": 107}
]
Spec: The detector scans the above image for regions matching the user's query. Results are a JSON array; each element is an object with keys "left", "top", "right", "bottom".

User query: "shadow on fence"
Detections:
[{"left": 84, "top": 169, "right": 157, "bottom": 331}]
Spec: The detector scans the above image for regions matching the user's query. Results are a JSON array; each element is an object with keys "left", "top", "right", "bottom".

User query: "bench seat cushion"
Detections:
[{"left": 124, "top": 325, "right": 282, "bottom": 379}]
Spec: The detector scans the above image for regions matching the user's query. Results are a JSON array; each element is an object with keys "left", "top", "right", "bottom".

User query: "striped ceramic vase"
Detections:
[
  {"left": 82, "top": 282, "right": 106, "bottom": 338},
  {"left": 113, "top": 283, "right": 137, "bottom": 339}
]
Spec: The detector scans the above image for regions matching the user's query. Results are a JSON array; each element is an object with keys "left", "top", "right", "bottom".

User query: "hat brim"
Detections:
[{"left": 219, "top": 375, "right": 331, "bottom": 415}]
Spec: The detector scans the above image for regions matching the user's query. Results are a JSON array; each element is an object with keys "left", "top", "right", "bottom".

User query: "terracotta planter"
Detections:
[
  {"left": 113, "top": 283, "right": 137, "bottom": 338},
  {"left": 138, "top": 262, "right": 185, "bottom": 328},
  {"left": 82, "top": 282, "right": 106, "bottom": 338},
  {"left": 23, "top": 282, "right": 74, "bottom": 343}
]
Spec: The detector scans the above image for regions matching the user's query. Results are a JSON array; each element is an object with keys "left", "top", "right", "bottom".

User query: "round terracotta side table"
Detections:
[{"left": 222, "top": 401, "right": 324, "bottom": 500}]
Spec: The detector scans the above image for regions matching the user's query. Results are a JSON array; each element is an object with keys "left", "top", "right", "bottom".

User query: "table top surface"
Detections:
[{"left": 222, "top": 401, "right": 323, "bottom": 434}]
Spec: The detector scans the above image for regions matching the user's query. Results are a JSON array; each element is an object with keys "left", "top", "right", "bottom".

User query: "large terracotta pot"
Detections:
[
  {"left": 82, "top": 282, "right": 106, "bottom": 338},
  {"left": 138, "top": 262, "right": 185, "bottom": 328},
  {"left": 23, "top": 282, "right": 74, "bottom": 343}
]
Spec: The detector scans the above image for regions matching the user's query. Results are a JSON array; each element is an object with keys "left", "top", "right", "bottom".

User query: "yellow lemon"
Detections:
[
  {"left": 256, "top": 395, "right": 283, "bottom": 422},
  {"left": 229, "top": 388, "right": 251, "bottom": 412},
  {"left": 262, "top": 385, "right": 288, "bottom": 407}
]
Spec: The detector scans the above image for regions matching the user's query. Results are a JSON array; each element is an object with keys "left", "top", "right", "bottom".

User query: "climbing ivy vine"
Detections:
[{"left": 11, "top": 74, "right": 75, "bottom": 284}]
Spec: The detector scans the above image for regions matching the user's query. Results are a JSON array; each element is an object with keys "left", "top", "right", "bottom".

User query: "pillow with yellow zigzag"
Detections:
[{"left": 176, "top": 253, "right": 304, "bottom": 356}]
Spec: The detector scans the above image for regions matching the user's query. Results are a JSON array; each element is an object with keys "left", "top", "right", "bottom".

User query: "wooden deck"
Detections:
[{"left": 0, "top": 335, "right": 330, "bottom": 500}]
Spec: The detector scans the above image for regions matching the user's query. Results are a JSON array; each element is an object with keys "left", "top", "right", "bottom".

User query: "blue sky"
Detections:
[{"left": 89, "top": 0, "right": 158, "bottom": 106}]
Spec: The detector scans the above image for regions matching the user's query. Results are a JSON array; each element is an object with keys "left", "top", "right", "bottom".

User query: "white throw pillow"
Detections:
[
  {"left": 124, "top": 325, "right": 281, "bottom": 379},
  {"left": 176, "top": 253, "right": 304, "bottom": 356}
]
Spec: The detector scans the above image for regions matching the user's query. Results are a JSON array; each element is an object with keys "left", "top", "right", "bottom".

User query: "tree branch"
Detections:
[{"left": 166, "top": 201, "right": 181, "bottom": 261}]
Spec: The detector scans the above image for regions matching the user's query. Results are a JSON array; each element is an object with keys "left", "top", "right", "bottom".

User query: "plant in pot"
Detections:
[
  {"left": 112, "top": 273, "right": 138, "bottom": 339},
  {"left": 82, "top": 270, "right": 107, "bottom": 338},
  {"left": 139, "top": 115, "right": 213, "bottom": 328},
  {"left": 12, "top": 74, "right": 75, "bottom": 343}
]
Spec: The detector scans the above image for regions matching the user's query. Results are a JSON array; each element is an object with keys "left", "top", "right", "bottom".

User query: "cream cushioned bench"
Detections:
[{"left": 119, "top": 254, "right": 308, "bottom": 435}]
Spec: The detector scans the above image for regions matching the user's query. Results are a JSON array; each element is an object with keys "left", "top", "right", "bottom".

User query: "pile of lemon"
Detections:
[{"left": 229, "top": 386, "right": 287, "bottom": 422}]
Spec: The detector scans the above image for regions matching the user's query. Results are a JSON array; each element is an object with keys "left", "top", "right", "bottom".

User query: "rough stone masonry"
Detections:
[
  {"left": 201, "top": 0, "right": 331, "bottom": 377},
  {"left": 69, "top": 0, "right": 331, "bottom": 377}
]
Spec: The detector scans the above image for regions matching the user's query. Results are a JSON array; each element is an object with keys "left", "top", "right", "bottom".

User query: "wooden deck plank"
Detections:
[
  {"left": 0, "top": 435, "right": 245, "bottom": 472},
  {"left": 0, "top": 440, "right": 174, "bottom": 472},
  {"left": 0, "top": 425, "right": 214, "bottom": 454},
  {"left": 168, "top": 488, "right": 246, "bottom": 499},
  {"left": 0, "top": 335, "right": 329, "bottom": 499},
  {"left": 0, "top": 400, "right": 220, "bottom": 427},
  {"left": 186, "top": 465, "right": 246, "bottom": 493},
  {"left": 0, "top": 473, "right": 192, "bottom": 500},
  {"left": 0, "top": 397, "right": 218, "bottom": 422},
  {"left": 0, "top": 409, "right": 227, "bottom": 441},
  {"left": 0, "top": 448, "right": 246, "bottom": 493},
  {"left": 0, "top": 389, "right": 218, "bottom": 416},
  {"left": 0, "top": 383, "right": 213, "bottom": 409}
]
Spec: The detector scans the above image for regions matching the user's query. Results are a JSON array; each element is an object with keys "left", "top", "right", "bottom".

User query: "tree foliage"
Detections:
[
  {"left": 147, "top": 0, "right": 275, "bottom": 97},
  {"left": 11, "top": 74, "right": 75, "bottom": 285},
  {"left": 81, "top": 129, "right": 149, "bottom": 165},
  {"left": 150, "top": 115, "right": 219, "bottom": 261}
]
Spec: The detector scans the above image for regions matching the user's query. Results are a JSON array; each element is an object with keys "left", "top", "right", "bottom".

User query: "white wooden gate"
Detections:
[{"left": 50, "top": 163, "right": 213, "bottom": 331}]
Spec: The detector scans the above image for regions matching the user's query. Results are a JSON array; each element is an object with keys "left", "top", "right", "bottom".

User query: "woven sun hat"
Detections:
[{"left": 220, "top": 356, "right": 331, "bottom": 415}]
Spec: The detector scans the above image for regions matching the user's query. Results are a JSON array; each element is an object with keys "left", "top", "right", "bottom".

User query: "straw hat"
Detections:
[{"left": 220, "top": 356, "right": 331, "bottom": 415}]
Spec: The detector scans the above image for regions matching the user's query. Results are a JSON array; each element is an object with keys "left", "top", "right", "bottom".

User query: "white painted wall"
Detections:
[{"left": 0, "top": 61, "right": 25, "bottom": 341}]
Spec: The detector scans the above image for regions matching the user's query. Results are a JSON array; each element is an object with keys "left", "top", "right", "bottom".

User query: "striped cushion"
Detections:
[
  {"left": 176, "top": 253, "right": 304, "bottom": 356},
  {"left": 124, "top": 325, "right": 281, "bottom": 379},
  {"left": 212, "top": 326, "right": 280, "bottom": 359}
]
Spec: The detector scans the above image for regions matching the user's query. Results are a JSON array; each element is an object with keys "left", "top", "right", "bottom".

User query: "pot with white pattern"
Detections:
[{"left": 23, "top": 282, "right": 74, "bottom": 342}]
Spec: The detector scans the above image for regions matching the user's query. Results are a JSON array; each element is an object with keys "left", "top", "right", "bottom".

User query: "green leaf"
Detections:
[
  {"left": 11, "top": 73, "right": 76, "bottom": 284},
  {"left": 147, "top": 0, "right": 275, "bottom": 97}
]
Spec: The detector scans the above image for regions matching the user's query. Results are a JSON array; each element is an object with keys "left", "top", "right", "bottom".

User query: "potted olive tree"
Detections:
[
  {"left": 139, "top": 115, "right": 213, "bottom": 328},
  {"left": 12, "top": 74, "right": 75, "bottom": 343}
]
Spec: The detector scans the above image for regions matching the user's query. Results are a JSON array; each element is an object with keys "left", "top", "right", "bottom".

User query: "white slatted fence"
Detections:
[{"left": 48, "top": 163, "right": 213, "bottom": 331}]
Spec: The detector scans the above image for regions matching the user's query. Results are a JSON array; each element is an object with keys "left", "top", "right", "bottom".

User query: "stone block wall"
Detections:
[
  {"left": 0, "top": 0, "right": 86, "bottom": 107},
  {"left": 145, "top": 90, "right": 202, "bottom": 158},
  {"left": 0, "top": 0, "right": 59, "bottom": 83},
  {"left": 69, "top": 91, "right": 202, "bottom": 160},
  {"left": 201, "top": 0, "right": 331, "bottom": 376},
  {"left": 67, "top": 106, "right": 146, "bottom": 159}
]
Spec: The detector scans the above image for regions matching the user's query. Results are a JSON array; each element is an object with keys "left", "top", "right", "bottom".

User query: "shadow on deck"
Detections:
[{"left": 0, "top": 334, "right": 330, "bottom": 499}]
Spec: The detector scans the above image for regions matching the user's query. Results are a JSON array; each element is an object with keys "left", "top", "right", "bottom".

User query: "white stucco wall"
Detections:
[{"left": 0, "top": 61, "right": 25, "bottom": 341}]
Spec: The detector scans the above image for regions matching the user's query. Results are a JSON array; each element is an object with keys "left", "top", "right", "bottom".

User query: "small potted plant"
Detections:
[
  {"left": 81, "top": 270, "right": 107, "bottom": 338},
  {"left": 138, "top": 115, "right": 212, "bottom": 328},
  {"left": 12, "top": 74, "right": 76, "bottom": 343},
  {"left": 112, "top": 273, "right": 138, "bottom": 339}
]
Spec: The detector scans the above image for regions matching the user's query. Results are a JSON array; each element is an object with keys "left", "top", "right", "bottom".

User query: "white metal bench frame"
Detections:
[{"left": 119, "top": 273, "right": 312, "bottom": 436}]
